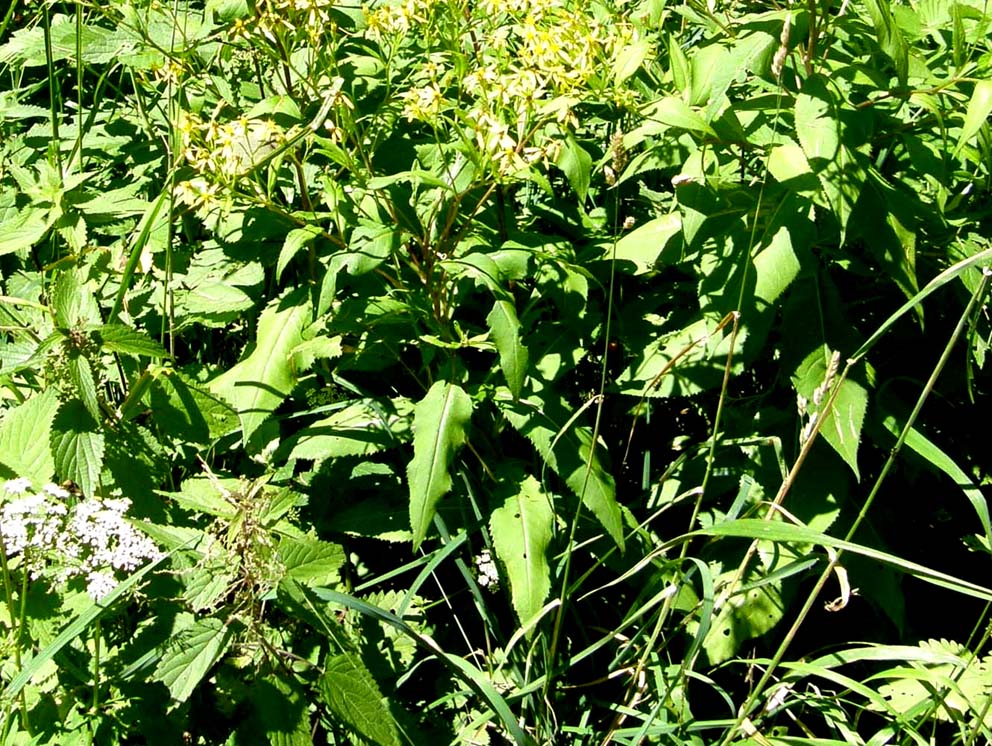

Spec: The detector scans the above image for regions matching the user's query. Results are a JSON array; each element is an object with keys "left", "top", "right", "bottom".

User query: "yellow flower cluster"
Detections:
[{"left": 179, "top": 112, "right": 285, "bottom": 181}]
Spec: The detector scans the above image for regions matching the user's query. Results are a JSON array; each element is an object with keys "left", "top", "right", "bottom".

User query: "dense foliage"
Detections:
[{"left": 1, "top": 0, "right": 992, "bottom": 742}]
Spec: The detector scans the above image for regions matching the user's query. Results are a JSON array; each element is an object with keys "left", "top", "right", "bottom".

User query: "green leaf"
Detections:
[
  {"left": 613, "top": 38, "right": 651, "bottom": 83},
  {"left": 147, "top": 367, "right": 240, "bottom": 444},
  {"left": 610, "top": 213, "right": 682, "bottom": 275},
  {"left": 52, "top": 268, "right": 101, "bottom": 329},
  {"left": 864, "top": 0, "right": 909, "bottom": 85},
  {"left": 151, "top": 616, "right": 236, "bottom": 705},
  {"left": 319, "top": 653, "right": 400, "bottom": 746},
  {"left": 249, "top": 676, "right": 313, "bottom": 746},
  {"left": 487, "top": 299, "right": 529, "bottom": 398},
  {"left": 51, "top": 399, "right": 105, "bottom": 497},
  {"left": 67, "top": 352, "right": 101, "bottom": 421},
  {"left": 0, "top": 205, "right": 53, "bottom": 256},
  {"left": 277, "top": 224, "right": 322, "bottom": 282},
  {"left": 639, "top": 97, "right": 716, "bottom": 137},
  {"left": 407, "top": 382, "right": 473, "bottom": 549},
  {"left": 490, "top": 475, "right": 553, "bottom": 629},
  {"left": 555, "top": 135, "right": 592, "bottom": 203},
  {"left": 495, "top": 387, "right": 623, "bottom": 549},
  {"left": 279, "top": 537, "right": 346, "bottom": 586},
  {"left": 94, "top": 324, "right": 168, "bottom": 358},
  {"left": 209, "top": 289, "right": 311, "bottom": 446},
  {"left": 702, "top": 572, "right": 784, "bottom": 665},
  {"left": 795, "top": 76, "right": 839, "bottom": 164},
  {"left": 753, "top": 222, "right": 801, "bottom": 305},
  {"left": 954, "top": 79, "right": 992, "bottom": 158},
  {"left": 284, "top": 398, "right": 412, "bottom": 463},
  {"left": 792, "top": 348, "right": 868, "bottom": 480},
  {"left": 0, "top": 389, "right": 59, "bottom": 486}
]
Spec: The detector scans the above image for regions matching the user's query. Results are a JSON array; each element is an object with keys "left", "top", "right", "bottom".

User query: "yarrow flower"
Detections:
[
  {"left": 1, "top": 480, "right": 162, "bottom": 600},
  {"left": 475, "top": 549, "right": 500, "bottom": 589}
]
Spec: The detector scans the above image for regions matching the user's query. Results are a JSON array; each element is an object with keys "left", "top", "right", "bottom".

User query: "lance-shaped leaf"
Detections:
[
  {"left": 490, "top": 475, "right": 553, "bottom": 628},
  {"left": 151, "top": 615, "right": 236, "bottom": 706},
  {"left": 487, "top": 299, "right": 529, "bottom": 398},
  {"left": 496, "top": 387, "right": 623, "bottom": 550},
  {"left": 209, "top": 289, "right": 310, "bottom": 446},
  {"left": 407, "top": 381, "right": 473, "bottom": 549}
]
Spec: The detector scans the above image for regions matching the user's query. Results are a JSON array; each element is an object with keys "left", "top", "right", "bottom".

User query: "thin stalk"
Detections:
[
  {"left": 43, "top": 4, "right": 64, "bottom": 177},
  {"left": 0, "top": 529, "right": 30, "bottom": 732},
  {"left": 720, "top": 268, "right": 991, "bottom": 744}
]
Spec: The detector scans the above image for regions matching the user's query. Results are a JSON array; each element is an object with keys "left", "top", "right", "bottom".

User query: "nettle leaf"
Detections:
[
  {"left": 209, "top": 289, "right": 311, "bottom": 446},
  {"left": 279, "top": 536, "right": 346, "bottom": 586},
  {"left": 496, "top": 386, "right": 623, "bottom": 550},
  {"left": 51, "top": 399, "right": 105, "bottom": 497},
  {"left": 319, "top": 653, "right": 400, "bottom": 746},
  {"left": 151, "top": 615, "right": 236, "bottom": 706},
  {"left": 487, "top": 299, "right": 529, "bottom": 399},
  {"left": 283, "top": 397, "right": 413, "bottom": 464},
  {"left": 407, "top": 382, "right": 473, "bottom": 549},
  {"left": 93, "top": 324, "right": 168, "bottom": 358},
  {"left": 67, "top": 351, "right": 101, "bottom": 421},
  {"left": 490, "top": 475, "right": 554, "bottom": 629},
  {"left": 52, "top": 268, "right": 101, "bottom": 328},
  {"left": 793, "top": 348, "right": 868, "bottom": 480},
  {"left": 0, "top": 205, "right": 53, "bottom": 256},
  {"left": 0, "top": 389, "right": 59, "bottom": 485}
]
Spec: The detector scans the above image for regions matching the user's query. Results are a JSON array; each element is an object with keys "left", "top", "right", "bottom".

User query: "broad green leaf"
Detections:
[
  {"left": 285, "top": 398, "right": 412, "bottom": 463},
  {"left": 151, "top": 616, "right": 236, "bottom": 705},
  {"left": 0, "top": 205, "right": 52, "bottom": 256},
  {"left": 613, "top": 38, "right": 652, "bottom": 83},
  {"left": 52, "top": 268, "right": 101, "bottom": 329},
  {"left": 94, "top": 324, "right": 168, "bottom": 358},
  {"left": 639, "top": 97, "right": 716, "bottom": 137},
  {"left": 407, "top": 381, "right": 473, "bottom": 549},
  {"left": 277, "top": 224, "right": 322, "bottom": 282},
  {"left": 147, "top": 367, "right": 240, "bottom": 444},
  {"left": 51, "top": 399, "right": 105, "bottom": 497},
  {"left": 556, "top": 135, "right": 592, "bottom": 203},
  {"left": 753, "top": 223, "right": 801, "bottom": 305},
  {"left": 954, "top": 79, "right": 992, "bottom": 158},
  {"left": 250, "top": 676, "right": 313, "bottom": 746},
  {"left": 209, "top": 289, "right": 311, "bottom": 445},
  {"left": 496, "top": 386, "right": 623, "bottom": 549},
  {"left": 610, "top": 213, "right": 682, "bottom": 275},
  {"left": 0, "top": 389, "right": 59, "bottom": 486},
  {"left": 795, "top": 76, "right": 839, "bottom": 164},
  {"left": 319, "top": 654, "right": 400, "bottom": 746},
  {"left": 703, "top": 572, "right": 784, "bottom": 665},
  {"left": 490, "top": 475, "right": 553, "bottom": 628},
  {"left": 792, "top": 348, "right": 868, "bottom": 480},
  {"left": 767, "top": 143, "right": 818, "bottom": 191},
  {"left": 864, "top": 0, "right": 909, "bottom": 85},
  {"left": 279, "top": 537, "right": 346, "bottom": 586},
  {"left": 487, "top": 299, "right": 529, "bottom": 398},
  {"left": 67, "top": 352, "right": 101, "bottom": 422}
]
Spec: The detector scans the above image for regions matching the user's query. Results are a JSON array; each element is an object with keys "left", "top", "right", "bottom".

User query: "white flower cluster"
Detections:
[
  {"left": 1, "top": 478, "right": 162, "bottom": 600},
  {"left": 475, "top": 549, "right": 500, "bottom": 590}
]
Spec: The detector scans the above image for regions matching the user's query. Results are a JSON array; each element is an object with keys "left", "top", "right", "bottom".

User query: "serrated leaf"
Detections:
[
  {"left": 407, "top": 381, "right": 473, "bottom": 549},
  {"left": 490, "top": 476, "right": 553, "bottom": 628},
  {"left": 319, "top": 653, "right": 400, "bottom": 746},
  {"left": 52, "top": 268, "right": 101, "bottom": 329},
  {"left": 50, "top": 399, "right": 105, "bottom": 497},
  {"left": 793, "top": 348, "right": 868, "bottom": 480},
  {"left": 0, "top": 389, "right": 59, "bottom": 485},
  {"left": 94, "top": 324, "right": 168, "bottom": 358},
  {"left": 279, "top": 537, "right": 346, "bottom": 586},
  {"left": 285, "top": 398, "right": 412, "bottom": 463},
  {"left": 487, "top": 300, "right": 529, "bottom": 398},
  {"left": 151, "top": 616, "right": 235, "bottom": 705},
  {"left": 209, "top": 290, "right": 311, "bottom": 445},
  {"left": 250, "top": 676, "right": 313, "bottom": 746},
  {"left": 67, "top": 352, "right": 101, "bottom": 421},
  {"left": 0, "top": 205, "right": 52, "bottom": 256},
  {"left": 495, "top": 387, "right": 623, "bottom": 549}
]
